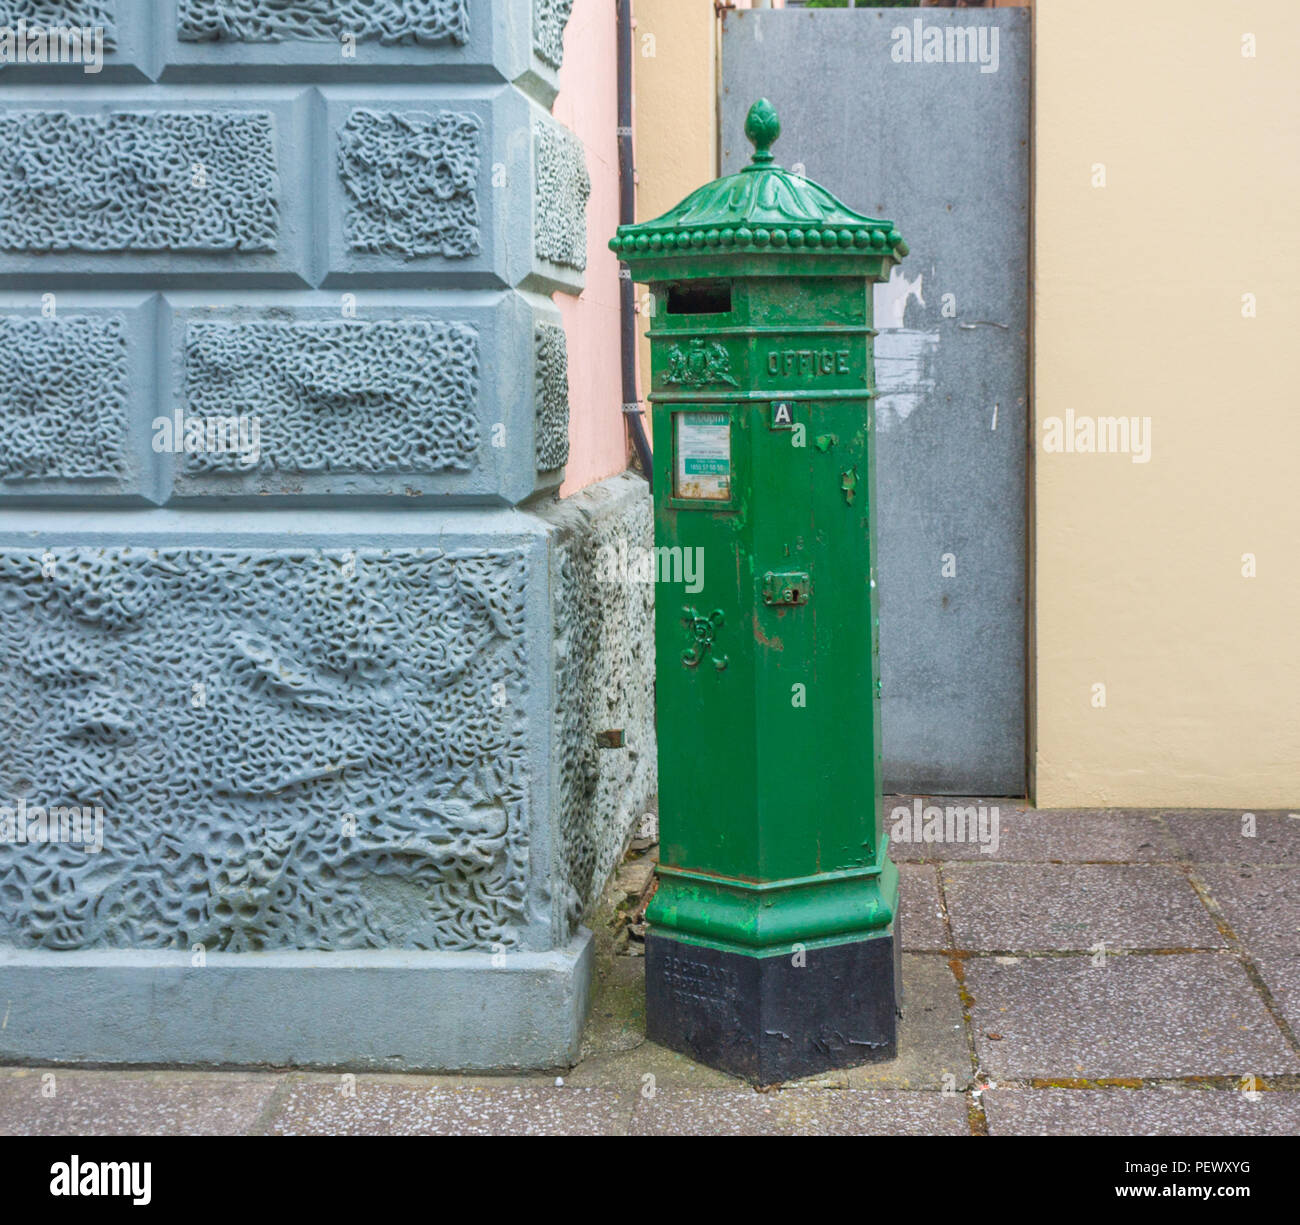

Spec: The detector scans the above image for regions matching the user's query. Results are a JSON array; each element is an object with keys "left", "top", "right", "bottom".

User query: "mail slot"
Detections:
[{"left": 610, "top": 99, "right": 909, "bottom": 1084}]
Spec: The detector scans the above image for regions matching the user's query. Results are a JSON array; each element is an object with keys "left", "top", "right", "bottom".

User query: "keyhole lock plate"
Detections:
[{"left": 762, "top": 570, "right": 812, "bottom": 607}]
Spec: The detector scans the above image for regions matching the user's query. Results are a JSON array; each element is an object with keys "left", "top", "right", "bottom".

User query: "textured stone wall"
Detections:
[
  {"left": 0, "top": 544, "right": 531, "bottom": 952},
  {"left": 0, "top": 0, "right": 643, "bottom": 1070},
  {"left": 534, "top": 116, "right": 590, "bottom": 273},
  {"left": 0, "top": 8, "right": 587, "bottom": 506},
  {"left": 176, "top": 1, "right": 472, "bottom": 45},
  {"left": 182, "top": 319, "right": 481, "bottom": 474},
  {"left": 0, "top": 316, "right": 129, "bottom": 481},
  {"left": 543, "top": 474, "right": 656, "bottom": 938},
  {"left": 338, "top": 108, "right": 482, "bottom": 261}
]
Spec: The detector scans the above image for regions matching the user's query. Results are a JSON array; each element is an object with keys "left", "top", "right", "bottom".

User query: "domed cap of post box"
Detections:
[{"left": 610, "top": 99, "right": 907, "bottom": 279}]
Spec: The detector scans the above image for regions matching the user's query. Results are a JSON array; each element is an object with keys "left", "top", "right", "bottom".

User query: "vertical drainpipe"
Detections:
[{"left": 617, "top": 0, "right": 654, "bottom": 489}]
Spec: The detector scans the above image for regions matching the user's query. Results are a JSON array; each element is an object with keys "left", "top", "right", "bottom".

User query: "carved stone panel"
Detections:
[
  {"left": 0, "top": 95, "right": 312, "bottom": 285},
  {"left": 159, "top": 0, "right": 549, "bottom": 94},
  {"left": 0, "top": 544, "right": 532, "bottom": 953},
  {"left": 183, "top": 318, "right": 480, "bottom": 472},
  {"left": 534, "top": 118, "right": 590, "bottom": 275},
  {"left": 161, "top": 295, "right": 561, "bottom": 504},
  {"left": 533, "top": 0, "right": 573, "bottom": 70},
  {"left": 177, "top": 0, "right": 470, "bottom": 45},
  {"left": 544, "top": 475, "right": 655, "bottom": 940},
  {"left": 0, "top": 1, "right": 114, "bottom": 39},
  {"left": 338, "top": 107, "right": 482, "bottom": 262},
  {"left": 0, "top": 3, "right": 155, "bottom": 81},
  {"left": 534, "top": 321, "right": 570, "bottom": 473},
  {"left": 0, "top": 109, "right": 276, "bottom": 253},
  {"left": 0, "top": 315, "right": 128, "bottom": 482},
  {"left": 0, "top": 297, "right": 155, "bottom": 501}
]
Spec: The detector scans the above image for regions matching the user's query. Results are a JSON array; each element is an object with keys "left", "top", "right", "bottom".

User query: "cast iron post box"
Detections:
[{"left": 610, "top": 100, "right": 908, "bottom": 1083}]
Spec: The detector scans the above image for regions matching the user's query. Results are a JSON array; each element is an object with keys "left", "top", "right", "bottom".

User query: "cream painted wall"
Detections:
[
  {"left": 1034, "top": 0, "right": 1300, "bottom": 806},
  {"left": 554, "top": 0, "right": 629, "bottom": 496}
]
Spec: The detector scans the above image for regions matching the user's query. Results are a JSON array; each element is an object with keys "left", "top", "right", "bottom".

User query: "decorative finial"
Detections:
[{"left": 744, "top": 99, "right": 780, "bottom": 166}]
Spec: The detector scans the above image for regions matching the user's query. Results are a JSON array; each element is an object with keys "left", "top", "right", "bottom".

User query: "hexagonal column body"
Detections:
[{"left": 612, "top": 100, "right": 910, "bottom": 1083}]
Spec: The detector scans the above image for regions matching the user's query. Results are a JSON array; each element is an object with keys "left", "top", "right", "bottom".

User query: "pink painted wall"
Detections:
[{"left": 553, "top": 0, "right": 629, "bottom": 497}]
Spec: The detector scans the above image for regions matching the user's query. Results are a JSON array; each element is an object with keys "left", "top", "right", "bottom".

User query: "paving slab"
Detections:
[
  {"left": 898, "top": 863, "right": 948, "bottom": 950},
  {"left": 630, "top": 1089, "right": 969, "bottom": 1136},
  {"left": 886, "top": 801, "right": 1172, "bottom": 863},
  {"left": 1163, "top": 811, "right": 1300, "bottom": 865},
  {"left": 1250, "top": 953, "right": 1300, "bottom": 1037},
  {"left": 943, "top": 864, "right": 1223, "bottom": 952},
  {"left": 984, "top": 1087, "right": 1300, "bottom": 1136},
  {"left": 966, "top": 953, "right": 1300, "bottom": 1080},
  {"left": 0, "top": 1069, "right": 281, "bottom": 1136},
  {"left": 265, "top": 1080, "right": 634, "bottom": 1136},
  {"left": 1198, "top": 865, "right": 1300, "bottom": 955},
  {"left": 564, "top": 1039, "right": 742, "bottom": 1091}
]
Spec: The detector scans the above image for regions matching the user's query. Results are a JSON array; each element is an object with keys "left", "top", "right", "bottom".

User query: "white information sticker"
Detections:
[{"left": 674, "top": 412, "right": 731, "bottom": 501}]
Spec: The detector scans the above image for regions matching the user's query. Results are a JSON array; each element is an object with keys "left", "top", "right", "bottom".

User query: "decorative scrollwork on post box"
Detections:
[{"left": 681, "top": 606, "right": 727, "bottom": 671}]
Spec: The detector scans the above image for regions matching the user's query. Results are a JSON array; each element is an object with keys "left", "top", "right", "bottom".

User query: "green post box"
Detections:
[{"left": 610, "top": 100, "right": 909, "bottom": 1083}]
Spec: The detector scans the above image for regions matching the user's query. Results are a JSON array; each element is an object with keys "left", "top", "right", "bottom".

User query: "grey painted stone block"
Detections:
[
  {"left": 0, "top": 528, "right": 545, "bottom": 954},
  {"left": 538, "top": 473, "right": 656, "bottom": 939},
  {"left": 161, "top": 290, "right": 566, "bottom": 504},
  {"left": 0, "top": 939, "right": 593, "bottom": 1070},
  {"left": 0, "top": 1, "right": 154, "bottom": 82},
  {"left": 158, "top": 0, "right": 571, "bottom": 106},
  {"left": 0, "top": 294, "right": 157, "bottom": 503},
  {"left": 534, "top": 115, "right": 589, "bottom": 278},
  {"left": 0, "top": 92, "right": 313, "bottom": 287},
  {"left": 534, "top": 319, "right": 570, "bottom": 472},
  {"left": 319, "top": 88, "right": 586, "bottom": 293},
  {"left": 0, "top": 0, "right": 612, "bottom": 1074},
  {"left": 0, "top": 476, "right": 653, "bottom": 1067}
]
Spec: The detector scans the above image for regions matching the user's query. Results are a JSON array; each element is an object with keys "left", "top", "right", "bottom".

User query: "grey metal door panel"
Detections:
[{"left": 721, "top": 7, "right": 1029, "bottom": 795}]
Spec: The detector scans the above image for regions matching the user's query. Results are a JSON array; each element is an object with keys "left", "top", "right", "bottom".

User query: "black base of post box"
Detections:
[{"left": 645, "top": 922, "right": 902, "bottom": 1085}]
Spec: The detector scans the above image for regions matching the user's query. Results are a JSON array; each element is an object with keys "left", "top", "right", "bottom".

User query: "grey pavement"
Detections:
[{"left": 1, "top": 803, "right": 1298, "bottom": 1136}]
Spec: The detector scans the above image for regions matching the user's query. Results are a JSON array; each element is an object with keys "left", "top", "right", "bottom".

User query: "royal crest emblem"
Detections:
[{"left": 665, "top": 337, "right": 739, "bottom": 388}]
